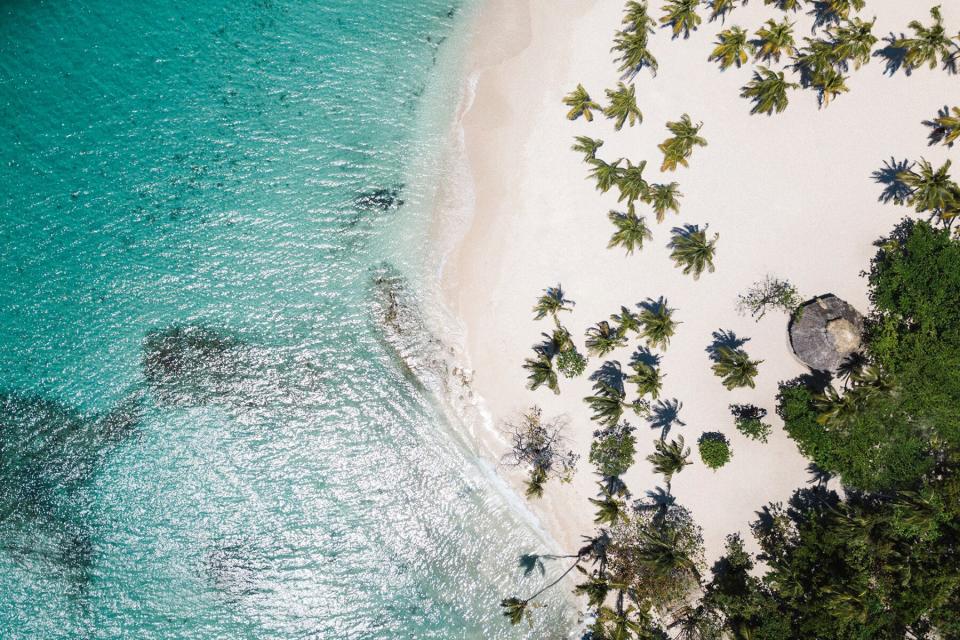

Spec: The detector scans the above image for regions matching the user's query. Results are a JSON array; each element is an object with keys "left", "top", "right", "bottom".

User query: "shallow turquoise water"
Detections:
[{"left": 0, "top": 2, "right": 571, "bottom": 637}]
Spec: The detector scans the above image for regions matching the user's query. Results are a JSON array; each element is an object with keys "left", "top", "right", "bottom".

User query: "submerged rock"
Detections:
[
  {"left": 789, "top": 295, "right": 865, "bottom": 372},
  {"left": 142, "top": 324, "right": 248, "bottom": 406},
  {"left": 0, "top": 391, "right": 140, "bottom": 594},
  {"left": 0, "top": 391, "right": 143, "bottom": 501},
  {"left": 203, "top": 539, "right": 266, "bottom": 600},
  {"left": 142, "top": 323, "right": 322, "bottom": 408},
  {"left": 353, "top": 186, "right": 404, "bottom": 212}
]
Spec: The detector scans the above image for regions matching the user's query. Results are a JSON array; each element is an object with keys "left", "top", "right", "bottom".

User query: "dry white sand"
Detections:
[{"left": 435, "top": 0, "right": 960, "bottom": 563}]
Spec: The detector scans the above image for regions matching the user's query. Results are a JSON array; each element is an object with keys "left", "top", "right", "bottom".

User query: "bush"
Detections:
[
  {"left": 590, "top": 422, "right": 637, "bottom": 478},
  {"left": 556, "top": 348, "right": 587, "bottom": 378},
  {"left": 698, "top": 432, "right": 732, "bottom": 469},
  {"left": 730, "top": 404, "right": 772, "bottom": 443}
]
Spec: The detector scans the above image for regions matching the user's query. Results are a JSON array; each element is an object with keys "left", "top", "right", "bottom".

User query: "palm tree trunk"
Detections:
[{"left": 523, "top": 556, "right": 582, "bottom": 603}]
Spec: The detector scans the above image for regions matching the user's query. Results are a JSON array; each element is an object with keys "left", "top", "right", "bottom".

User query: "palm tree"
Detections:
[
  {"left": 525, "top": 466, "right": 548, "bottom": 499},
  {"left": 791, "top": 37, "right": 836, "bottom": 86},
  {"left": 607, "top": 210, "right": 652, "bottom": 255},
  {"left": 590, "top": 489, "right": 627, "bottom": 525},
  {"left": 524, "top": 354, "right": 559, "bottom": 394},
  {"left": 549, "top": 325, "right": 575, "bottom": 354},
  {"left": 811, "top": 66, "right": 849, "bottom": 107},
  {"left": 710, "top": 26, "right": 753, "bottom": 69},
  {"left": 572, "top": 135, "right": 604, "bottom": 160},
  {"left": 584, "top": 382, "right": 628, "bottom": 426},
  {"left": 500, "top": 597, "right": 532, "bottom": 626},
  {"left": 611, "top": 29, "right": 659, "bottom": 79},
  {"left": 668, "top": 225, "right": 718, "bottom": 279},
  {"left": 533, "top": 284, "right": 574, "bottom": 325},
  {"left": 711, "top": 346, "right": 762, "bottom": 389},
  {"left": 824, "top": 0, "right": 865, "bottom": 20},
  {"left": 596, "top": 604, "right": 647, "bottom": 639},
  {"left": 894, "top": 6, "right": 955, "bottom": 72},
  {"left": 585, "top": 321, "right": 628, "bottom": 357},
  {"left": 898, "top": 158, "right": 960, "bottom": 221},
  {"left": 930, "top": 106, "right": 960, "bottom": 146},
  {"left": 658, "top": 115, "right": 707, "bottom": 171},
  {"left": 763, "top": 0, "right": 804, "bottom": 11},
  {"left": 753, "top": 18, "right": 795, "bottom": 62},
  {"left": 604, "top": 82, "right": 643, "bottom": 130},
  {"left": 573, "top": 573, "right": 611, "bottom": 609},
  {"left": 706, "top": 0, "right": 739, "bottom": 23},
  {"left": 639, "top": 301, "right": 678, "bottom": 350},
  {"left": 623, "top": 0, "right": 656, "bottom": 29},
  {"left": 829, "top": 17, "right": 877, "bottom": 69},
  {"left": 500, "top": 557, "right": 584, "bottom": 626},
  {"left": 643, "top": 182, "right": 683, "bottom": 222},
  {"left": 611, "top": 306, "right": 642, "bottom": 335},
  {"left": 589, "top": 157, "right": 624, "bottom": 193},
  {"left": 628, "top": 361, "right": 664, "bottom": 399},
  {"left": 616, "top": 159, "right": 650, "bottom": 206},
  {"left": 740, "top": 65, "right": 798, "bottom": 115},
  {"left": 646, "top": 436, "right": 691, "bottom": 489},
  {"left": 563, "top": 84, "right": 600, "bottom": 121},
  {"left": 660, "top": 0, "right": 702, "bottom": 39},
  {"left": 635, "top": 526, "right": 701, "bottom": 583}
]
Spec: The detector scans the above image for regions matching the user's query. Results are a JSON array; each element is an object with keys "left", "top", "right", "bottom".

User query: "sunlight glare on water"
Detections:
[{"left": 0, "top": 1, "right": 573, "bottom": 637}]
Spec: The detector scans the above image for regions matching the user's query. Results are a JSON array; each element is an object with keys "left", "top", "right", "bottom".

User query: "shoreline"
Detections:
[
  {"left": 434, "top": 0, "right": 960, "bottom": 566},
  {"left": 431, "top": 0, "right": 600, "bottom": 556}
]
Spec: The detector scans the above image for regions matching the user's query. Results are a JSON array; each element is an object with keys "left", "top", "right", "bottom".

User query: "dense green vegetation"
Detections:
[
  {"left": 781, "top": 220, "right": 960, "bottom": 491},
  {"left": 698, "top": 431, "right": 733, "bottom": 469}
]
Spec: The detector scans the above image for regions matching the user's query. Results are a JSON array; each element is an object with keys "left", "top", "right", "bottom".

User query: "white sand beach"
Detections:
[{"left": 437, "top": 0, "right": 959, "bottom": 563}]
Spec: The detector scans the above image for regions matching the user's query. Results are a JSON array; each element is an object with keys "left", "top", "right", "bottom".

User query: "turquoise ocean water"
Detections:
[{"left": 0, "top": 2, "right": 572, "bottom": 637}]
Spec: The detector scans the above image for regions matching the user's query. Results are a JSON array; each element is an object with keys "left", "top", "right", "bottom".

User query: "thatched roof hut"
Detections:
[{"left": 789, "top": 295, "right": 864, "bottom": 372}]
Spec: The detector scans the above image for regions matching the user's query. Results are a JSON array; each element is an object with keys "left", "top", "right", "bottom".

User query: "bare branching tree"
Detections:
[
  {"left": 502, "top": 407, "right": 579, "bottom": 499},
  {"left": 736, "top": 275, "right": 801, "bottom": 320}
]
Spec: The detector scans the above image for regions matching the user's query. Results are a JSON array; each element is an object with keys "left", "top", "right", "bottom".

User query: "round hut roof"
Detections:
[{"left": 789, "top": 295, "right": 864, "bottom": 372}]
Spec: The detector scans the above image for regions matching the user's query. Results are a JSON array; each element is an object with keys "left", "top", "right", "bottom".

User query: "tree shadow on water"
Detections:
[{"left": 518, "top": 550, "right": 579, "bottom": 578}]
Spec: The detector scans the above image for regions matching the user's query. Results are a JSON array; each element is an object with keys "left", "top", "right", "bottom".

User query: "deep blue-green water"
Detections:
[{"left": 0, "top": 2, "right": 572, "bottom": 637}]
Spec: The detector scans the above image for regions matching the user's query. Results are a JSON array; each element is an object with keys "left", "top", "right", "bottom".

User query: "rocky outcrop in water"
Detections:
[
  {"left": 789, "top": 295, "right": 865, "bottom": 372},
  {"left": 369, "top": 263, "right": 483, "bottom": 444}
]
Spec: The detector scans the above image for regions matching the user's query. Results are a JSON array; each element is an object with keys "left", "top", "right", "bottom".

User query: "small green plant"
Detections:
[
  {"left": 730, "top": 404, "right": 772, "bottom": 442},
  {"left": 698, "top": 432, "right": 732, "bottom": 469},
  {"left": 557, "top": 348, "right": 588, "bottom": 378}
]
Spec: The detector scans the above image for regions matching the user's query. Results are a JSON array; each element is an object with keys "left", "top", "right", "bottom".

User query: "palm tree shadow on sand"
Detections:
[
  {"left": 873, "top": 34, "right": 910, "bottom": 76},
  {"left": 705, "top": 329, "right": 750, "bottom": 363},
  {"left": 589, "top": 361, "right": 626, "bottom": 395},
  {"left": 629, "top": 346, "right": 661, "bottom": 369},
  {"left": 923, "top": 106, "right": 958, "bottom": 147},
  {"left": 871, "top": 157, "right": 913, "bottom": 204},
  {"left": 648, "top": 398, "right": 685, "bottom": 440}
]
